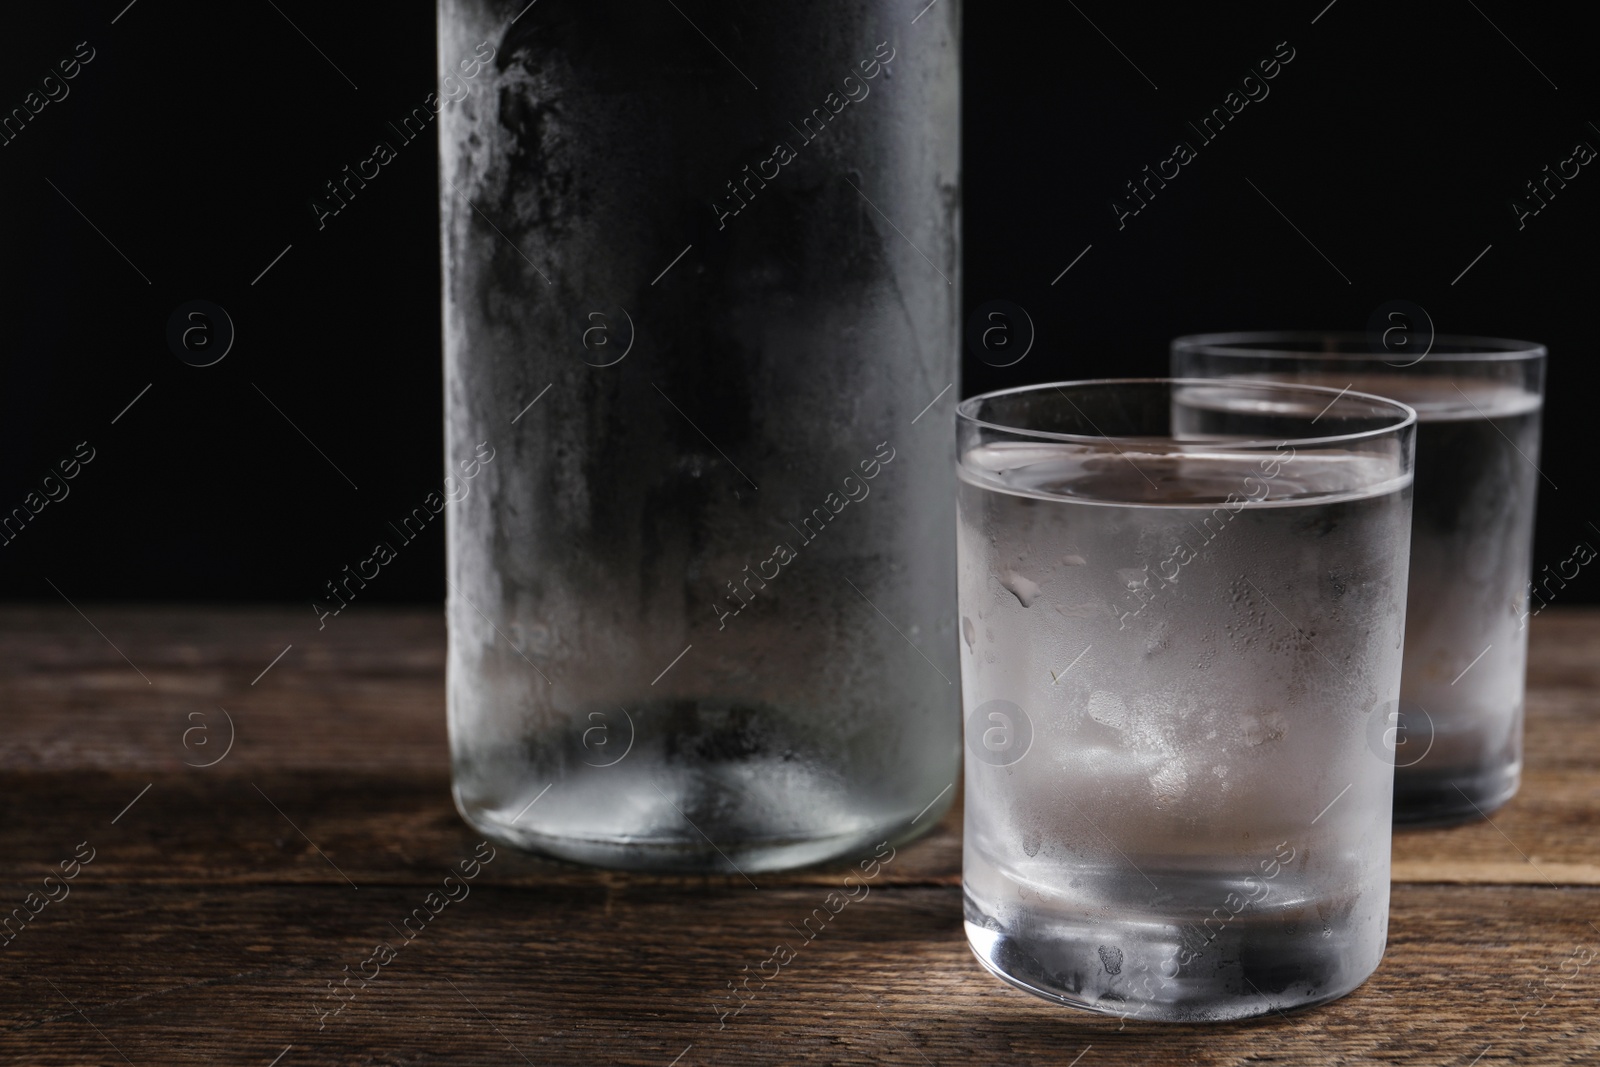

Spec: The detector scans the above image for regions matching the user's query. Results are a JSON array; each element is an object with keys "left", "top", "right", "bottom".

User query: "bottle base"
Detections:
[
  {"left": 454, "top": 778, "right": 952, "bottom": 874},
  {"left": 450, "top": 693, "right": 957, "bottom": 873}
]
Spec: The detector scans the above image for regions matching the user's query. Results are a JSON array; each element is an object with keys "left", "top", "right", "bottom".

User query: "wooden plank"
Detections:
[
  {"left": 2, "top": 606, "right": 1596, "bottom": 887},
  {"left": 1526, "top": 608, "right": 1600, "bottom": 693},
  {"left": 2, "top": 606, "right": 1597, "bottom": 1063},
  {"left": 1, "top": 883, "right": 1595, "bottom": 1065},
  {"left": 3, "top": 755, "right": 1594, "bottom": 897},
  {"left": 0, "top": 769, "right": 962, "bottom": 892},
  {"left": 0, "top": 604, "right": 448, "bottom": 773}
]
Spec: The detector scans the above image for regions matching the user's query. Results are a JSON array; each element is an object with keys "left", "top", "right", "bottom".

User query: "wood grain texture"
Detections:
[
  {"left": 2, "top": 886, "right": 1596, "bottom": 1066},
  {"left": 1, "top": 605, "right": 1598, "bottom": 1065},
  {"left": 2, "top": 605, "right": 1593, "bottom": 887}
]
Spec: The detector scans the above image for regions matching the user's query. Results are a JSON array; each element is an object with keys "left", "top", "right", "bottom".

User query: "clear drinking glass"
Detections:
[
  {"left": 1173, "top": 334, "right": 1546, "bottom": 824},
  {"left": 957, "top": 379, "right": 1415, "bottom": 1021},
  {"left": 438, "top": 1, "right": 961, "bottom": 871}
]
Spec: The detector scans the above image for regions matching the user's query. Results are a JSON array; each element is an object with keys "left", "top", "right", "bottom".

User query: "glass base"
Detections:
[
  {"left": 455, "top": 777, "right": 951, "bottom": 874},
  {"left": 1392, "top": 761, "right": 1519, "bottom": 826},
  {"left": 963, "top": 895, "right": 1382, "bottom": 1022}
]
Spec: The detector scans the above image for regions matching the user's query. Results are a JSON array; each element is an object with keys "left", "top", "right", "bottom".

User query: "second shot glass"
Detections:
[
  {"left": 1174, "top": 333, "right": 1547, "bottom": 823},
  {"left": 957, "top": 379, "right": 1415, "bottom": 1021}
]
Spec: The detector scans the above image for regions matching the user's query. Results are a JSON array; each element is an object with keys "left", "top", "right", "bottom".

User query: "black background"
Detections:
[{"left": 2, "top": 0, "right": 1595, "bottom": 607}]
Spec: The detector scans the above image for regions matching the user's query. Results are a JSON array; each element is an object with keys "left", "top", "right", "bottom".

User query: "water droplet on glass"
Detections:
[{"left": 1000, "top": 570, "right": 1041, "bottom": 607}]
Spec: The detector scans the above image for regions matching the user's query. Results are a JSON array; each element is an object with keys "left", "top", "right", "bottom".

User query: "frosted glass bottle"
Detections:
[{"left": 438, "top": 0, "right": 961, "bottom": 871}]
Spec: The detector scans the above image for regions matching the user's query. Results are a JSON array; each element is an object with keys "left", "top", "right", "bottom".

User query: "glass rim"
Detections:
[
  {"left": 1171, "top": 330, "right": 1546, "bottom": 363},
  {"left": 956, "top": 377, "right": 1418, "bottom": 450}
]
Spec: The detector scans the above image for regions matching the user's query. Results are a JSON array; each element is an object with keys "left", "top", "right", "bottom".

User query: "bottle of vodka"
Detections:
[{"left": 438, "top": 0, "right": 961, "bottom": 871}]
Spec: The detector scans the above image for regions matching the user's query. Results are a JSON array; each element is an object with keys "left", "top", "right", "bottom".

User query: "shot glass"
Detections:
[
  {"left": 957, "top": 379, "right": 1415, "bottom": 1021},
  {"left": 1173, "top": 334, "right": 1546, "bottom": 824}
]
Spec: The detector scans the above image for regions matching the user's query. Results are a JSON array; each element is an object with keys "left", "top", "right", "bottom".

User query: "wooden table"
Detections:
[{"left": 2, "top": 605, "right": 1597, "bottom": 1065}]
